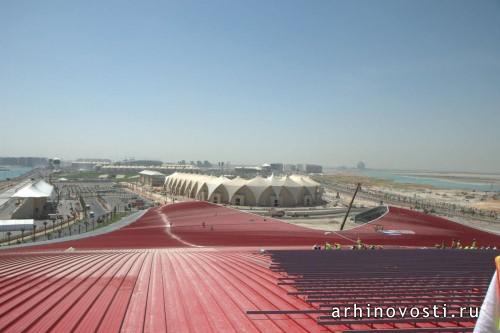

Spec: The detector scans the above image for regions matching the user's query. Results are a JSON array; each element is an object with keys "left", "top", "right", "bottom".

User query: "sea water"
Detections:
[
  {"left": 359, "top": 169, "right": 500, "bottom": 192},
  {"left": 0, "top": 166, "right": 33, "bottom": 181}
]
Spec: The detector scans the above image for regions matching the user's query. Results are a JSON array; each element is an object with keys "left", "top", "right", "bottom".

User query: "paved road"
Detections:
[
  {"left": 1, "top": 210, "right": 147, "bottom": 250},
  {"left": 86, "top": 198, "right": 107, "bottom": 219}
]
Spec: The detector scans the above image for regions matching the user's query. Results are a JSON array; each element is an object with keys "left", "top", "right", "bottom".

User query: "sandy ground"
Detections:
[
  {"left": 434, "top": 213, "right": 500, "bottom": 234},
  {"left": 122, "top": 178, "right": 500, "bottom": 235},
  {"left": 472, "top": 199, "right": 500, "bottom": 213},
  {"left": 280, "top": 215, "right": 359, "bottom": 232},
  {"left": 317, "top": 173, "right": 500, "bottom": 212},
  {"left": 323, "top": 189, "right": 379, "bottom": 209},
  {"left": 316, "top": 173, "right": 500, "bottom": 234}
]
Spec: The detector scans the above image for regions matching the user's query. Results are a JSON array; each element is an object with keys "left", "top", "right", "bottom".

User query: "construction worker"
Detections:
[
  {"left": 356, "top": 238, "right": 363, "bottom": 250},
  {"left": 471, "top": 239, "right": 477, "bottom": 249},
  {"left": 450, "top": 239, "right": 456, "bottom": 249},
  {"left": 325, "top": 242, "right": 332, "bottom": 251},
  {"left": 456, "top": 240, "right": 462, "bottom": 249}
]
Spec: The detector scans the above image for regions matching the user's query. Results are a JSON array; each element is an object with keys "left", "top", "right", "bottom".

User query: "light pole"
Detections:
[
  {"left": 32, "top": 225, "right": 36, "bottom": 242},
  {"left": 43, "top": 221, "right": 47, "bottom": 239}
]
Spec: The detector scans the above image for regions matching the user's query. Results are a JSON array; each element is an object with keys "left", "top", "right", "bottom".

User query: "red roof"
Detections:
[
  {"left": 0, "top": 249, "right": 327, "bottom": 332},
  {"left": 1, "top": 201, "right": 499, "bottom": 332},
  {"left": 341, "top": 206, "right": 500, "bottom": 247},
  {"left": 22, "top": 202, "right": 499, "bottom": 251}
]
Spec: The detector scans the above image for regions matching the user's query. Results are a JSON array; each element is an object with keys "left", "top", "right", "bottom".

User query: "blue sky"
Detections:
[{"left": 1, "top": 0, "right": 499, "bottom": 172}]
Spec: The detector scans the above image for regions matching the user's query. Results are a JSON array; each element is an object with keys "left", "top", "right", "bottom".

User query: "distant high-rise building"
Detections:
[
  {"left": 0, "top": 157, "right": 48, "bottom": 167},
  {"left": 305, "top": 164, "right": 322, "bottom": 174},
  {"left": 118, "top": 160, "right": 162, "bottom": 166},
  {"left": 269, "top": 163, "right": 284, "bottom": 173},
  {"left": 72, "top": 159, "right": 112, "bottom": 170},
  {"left": 49, "top": 158, "right": 61, "bottom": 169},
  {"left": 234, "top": 166, "right": 262, "bottom": 178}
]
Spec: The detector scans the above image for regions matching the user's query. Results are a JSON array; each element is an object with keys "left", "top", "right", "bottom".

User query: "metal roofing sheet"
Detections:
[
  {"left": 8, "top": 202, "right": 500, "bottom": 251},
  {"left": 1, "top": 201, "right": 500, "bottom": 332},
  {"left": 0, "top": 249, "right": 324, "bottom": 333}
]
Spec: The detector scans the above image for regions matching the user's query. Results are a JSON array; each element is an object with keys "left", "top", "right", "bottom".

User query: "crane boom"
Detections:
[{"left": 340, "top": 183, "right": 361, "bottom": 231}]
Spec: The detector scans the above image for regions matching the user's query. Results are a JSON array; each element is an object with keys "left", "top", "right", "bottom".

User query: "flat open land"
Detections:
[{"left": 314, "top": 171, "right": 500, "bottom": 233}]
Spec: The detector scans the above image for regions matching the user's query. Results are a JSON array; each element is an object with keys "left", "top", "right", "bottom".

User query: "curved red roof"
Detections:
[
  {"left": 1, "top": 201, "right": 499, "bottom": 332},
  {"left": 342, "top": 206, "right": 500, "bottom": 247},
  {"left": 19, "top": 202, "right": 499, "bottom": 251}
]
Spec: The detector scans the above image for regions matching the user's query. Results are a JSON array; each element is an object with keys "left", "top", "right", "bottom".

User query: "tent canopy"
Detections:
[
  {"left": 12, "top": 180, "right": 54, "bottom": 198},
  {"left": 139, "top": 170, "right": 165, "bottom": 176},
  {"left": 0, "top": 219, "right": 34, "bottom": 232}
]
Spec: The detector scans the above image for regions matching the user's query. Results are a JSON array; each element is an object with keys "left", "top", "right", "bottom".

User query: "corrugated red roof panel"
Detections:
[
  {"left": 13, "top": 202, "right": 500, "bottom": 251},
  {"left": 1, "top": 201, "right": 499, "bottom": 332},
  {"left": 0, "top": 249, "right": 329, "bottom": 333}
]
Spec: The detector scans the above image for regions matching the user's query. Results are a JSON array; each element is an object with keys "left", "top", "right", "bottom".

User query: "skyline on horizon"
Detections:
[
  {"left": 2, "top": 0, "right": 500, "bottom": 173},
  {"left": 4, "top": 155, "right": 500, "bottom": 175}
]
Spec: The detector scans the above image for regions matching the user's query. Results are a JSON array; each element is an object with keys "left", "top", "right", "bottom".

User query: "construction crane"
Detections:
[{"left": 340, "top": 183, "right": 361, "bottom": 231}]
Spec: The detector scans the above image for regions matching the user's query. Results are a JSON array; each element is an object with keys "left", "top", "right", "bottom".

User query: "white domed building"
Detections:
[{"left": 165, "top": 172, "right": 323, "bottom": 207}]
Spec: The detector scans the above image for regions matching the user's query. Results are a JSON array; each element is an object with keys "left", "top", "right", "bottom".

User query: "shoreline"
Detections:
[
  {"left": 0, "top": 167, "right": 43, "bottom": 194},
  {"left": 314, "top": 173, "right": 500, "bottom": 233},
  {"left": 325, "top": 169, "right": 500, "bottom": 192}
]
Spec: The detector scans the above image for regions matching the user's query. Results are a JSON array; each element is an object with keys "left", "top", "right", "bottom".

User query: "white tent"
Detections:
[
  {"left": 164, "top": 172, "right": 323, "bottom": 207},
  {"left": 12, "top": 180, "right": 54, "bottom": 198},
  {"left": 139, "top": 170, "right": 165, "bottom": 176},
  {"left": 0, "top": 219, "right": 34, "bottom": 232}
]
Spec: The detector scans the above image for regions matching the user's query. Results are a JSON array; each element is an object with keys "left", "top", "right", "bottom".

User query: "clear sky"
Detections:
[{"left": 1, "top": 0, "right": 499, "bottom": 172}]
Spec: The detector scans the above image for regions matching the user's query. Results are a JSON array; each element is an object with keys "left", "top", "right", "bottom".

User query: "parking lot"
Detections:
[{"left": 1, "top": 180, "right": 153, "bottom": 245}]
